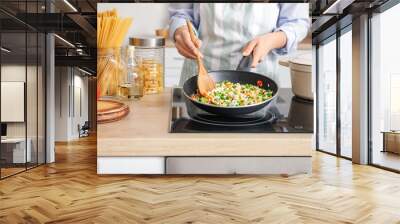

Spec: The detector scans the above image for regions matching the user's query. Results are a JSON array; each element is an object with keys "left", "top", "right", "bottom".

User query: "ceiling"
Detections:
[
  {"left": 311, "top": 0, "right": 391, "bottom": 43},
  {"left": 1, "top": 0, "right": 327, "bottom": 73},
  {"left": 0, "top": 0, "right": 98, "bottom": 73}
]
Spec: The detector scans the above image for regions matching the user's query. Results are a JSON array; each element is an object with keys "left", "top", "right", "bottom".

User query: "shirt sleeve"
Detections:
[
  {"left": 168, "top": 3, "right": 200, "bottom": 41},
  {"left": 273, "top": 3, "right": 310, "bottom": 55}
]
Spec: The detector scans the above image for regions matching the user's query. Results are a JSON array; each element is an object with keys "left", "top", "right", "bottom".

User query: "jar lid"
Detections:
[{"left": 129, "top": 36, "right": 165, "bottom": 47}]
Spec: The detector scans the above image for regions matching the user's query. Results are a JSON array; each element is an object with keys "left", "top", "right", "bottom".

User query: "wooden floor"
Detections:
[
  {"left": 373, "top": 150, "right": 400, "bottom": 171},
  {"left": 1, "top": 135, "right": 400, "bottom": 224},
  {"left": 1, "top": 167, "right": 26, "bottom": 178}
]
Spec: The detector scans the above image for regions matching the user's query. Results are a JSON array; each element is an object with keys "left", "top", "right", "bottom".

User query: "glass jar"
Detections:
[
  {"left": 123, "top": 45, "right": 144, "bottom": 99},
  {"left": 118, "top": 47, "right": 130, "bottom": 99},
  {"left": 97, "top": 48, "right": 126, "bottom": 97},
  {"left": 130, "top": 36, "right": 165, "bottom": 95}
]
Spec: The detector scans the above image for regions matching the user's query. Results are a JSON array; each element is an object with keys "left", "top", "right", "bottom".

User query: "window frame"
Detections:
[
  {"left": 0, "top": 0, "right": 48, "bottom": 180},
  {"left": 367, "top": 0, "right": 400, "bottom": 173},
  {"left": 315, "top": 22, "right": 353, "bottom": 161}
]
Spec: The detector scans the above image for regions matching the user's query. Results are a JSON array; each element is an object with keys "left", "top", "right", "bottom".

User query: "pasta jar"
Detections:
[
  {"left": 97, "top": 47, "right": 126, "bottom": 97},
  {"left": 129, "top": 36, "right": 165, "bottom": 95}
]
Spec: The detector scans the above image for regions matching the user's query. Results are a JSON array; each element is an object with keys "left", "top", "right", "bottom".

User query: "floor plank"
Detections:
[{"left": 0, "top": 135, "right": 400, "bottom": 224}]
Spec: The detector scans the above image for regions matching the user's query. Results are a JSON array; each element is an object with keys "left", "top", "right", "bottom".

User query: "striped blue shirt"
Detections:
[{"left": 169, "top": 3, "right": 309, "bottom": 55}]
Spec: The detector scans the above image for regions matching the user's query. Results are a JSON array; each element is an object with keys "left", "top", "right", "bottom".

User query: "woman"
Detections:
[{"left": 169, "top": 3, "right": 309, "bottom": 86}]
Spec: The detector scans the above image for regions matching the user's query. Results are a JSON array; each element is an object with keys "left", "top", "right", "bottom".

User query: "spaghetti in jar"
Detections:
[{"left": 97, "top": 48, "right": 126, "bottom": 97}]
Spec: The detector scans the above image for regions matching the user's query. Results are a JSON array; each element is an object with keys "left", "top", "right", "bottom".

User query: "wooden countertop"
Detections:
[{"left": 97, "top": 89, "right": 313, "bottom": 157}]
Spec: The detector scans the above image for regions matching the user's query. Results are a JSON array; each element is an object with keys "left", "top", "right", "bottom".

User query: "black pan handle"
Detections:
[{"left": 236, "top": 54, "right": 256, "bottom": 72}]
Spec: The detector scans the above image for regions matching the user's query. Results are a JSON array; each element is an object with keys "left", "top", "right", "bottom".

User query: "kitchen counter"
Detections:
[
  {"left": 98, "top": 89, "right": 312, "bottom": 157},
  {"left": 97, "top": 88, "right": 313, "bottom": 174}
]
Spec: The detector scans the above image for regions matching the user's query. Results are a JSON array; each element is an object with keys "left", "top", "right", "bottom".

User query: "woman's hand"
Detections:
[
  {"left": 242, "top": 31, "right": 287, "bottom": 67},
  {"left": 174, "top": 25, "right": 203, "bottom": 59}
]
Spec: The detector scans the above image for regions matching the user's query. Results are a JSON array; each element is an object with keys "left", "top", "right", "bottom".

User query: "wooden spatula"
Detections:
[{"left": 186, "top": 19, "right": 215, "bottom": 96}]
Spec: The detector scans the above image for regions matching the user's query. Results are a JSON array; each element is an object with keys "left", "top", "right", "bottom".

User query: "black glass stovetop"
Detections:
[{"left": 169, "top": 88, "right": 313, "bottom": 133}]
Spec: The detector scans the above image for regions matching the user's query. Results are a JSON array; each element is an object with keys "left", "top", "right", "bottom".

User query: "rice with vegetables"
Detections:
[{"left": 191, "top": 81, "right": 274, "bottom": 107}]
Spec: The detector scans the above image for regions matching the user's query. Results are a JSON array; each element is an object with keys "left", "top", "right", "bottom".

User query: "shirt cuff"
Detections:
[
  {"left": 169, "top": 17, "right": 198, "bottom": 42},
  {"left": 169, "top": 17, "right": 186, "bottom": 41},
  {"left": 272, "top": 26, "right": 296, "bottom": 55}
]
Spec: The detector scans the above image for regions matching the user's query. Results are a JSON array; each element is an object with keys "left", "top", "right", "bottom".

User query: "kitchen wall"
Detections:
[
  {"left": 97, "top": 3, "right": 170, "bottom": 46},
  {"left": 54, "top": 67, "right": 89, "bottom": 141}
]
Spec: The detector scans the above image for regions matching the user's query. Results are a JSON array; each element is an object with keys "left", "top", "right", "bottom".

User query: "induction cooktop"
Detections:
[{"left": 169, "top": 88, "right": 313, "bottom": 133}]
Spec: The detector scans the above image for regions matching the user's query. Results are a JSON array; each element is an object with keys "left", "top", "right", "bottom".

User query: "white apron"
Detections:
[{"left": 179, "top": 3, "right": 281, "bottom": 86}]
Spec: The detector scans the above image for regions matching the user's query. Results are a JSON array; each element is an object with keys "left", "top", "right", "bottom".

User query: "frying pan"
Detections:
[{"left": 183, "top": 55, "right": 279, "bottom": 116}]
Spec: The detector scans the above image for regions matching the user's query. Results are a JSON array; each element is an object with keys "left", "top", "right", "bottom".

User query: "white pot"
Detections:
[{"left": 279, "top": 54, "right": 313, "bottom": 100}]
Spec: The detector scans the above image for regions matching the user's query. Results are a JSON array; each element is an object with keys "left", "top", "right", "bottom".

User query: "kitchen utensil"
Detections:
[
  {"left": 170, "top": 88, "right": 314, "bottom": 133},
  {"left": 279, "top": 53, "right": 313, "bottom": 100},
  {"left": 130, "top": 36, "right": 165, "bottom": 94},
  {"left": 97, "top": 99, "right": 129, "bottom": 123},
  {"left": 182, "top": 55, "right": 279, "bottom": 117},
  {"left": 185, "top": 19, "right": 215, "bottom": 96},
  {"left": 155, "top": 28, "right": 169, "bottom": 39},
  {"left": 124, "top": 45, "right": 144, "bottom": 99}
]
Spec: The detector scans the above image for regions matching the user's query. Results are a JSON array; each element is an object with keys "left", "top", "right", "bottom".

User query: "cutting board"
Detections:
[{"left": 97, "top": 99, "right": 129, "bottom": 123}]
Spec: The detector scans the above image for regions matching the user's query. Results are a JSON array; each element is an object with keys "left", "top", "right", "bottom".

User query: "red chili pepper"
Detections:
[{"left": 257, "top": 80, "right": 263, "bottom": 87}]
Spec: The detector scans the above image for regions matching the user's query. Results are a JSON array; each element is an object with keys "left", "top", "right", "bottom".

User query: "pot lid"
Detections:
[{"left": 289, "top": 52, "right": 311, "bottom": 66}]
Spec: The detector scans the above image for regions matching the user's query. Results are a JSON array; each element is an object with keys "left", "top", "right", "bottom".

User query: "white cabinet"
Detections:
[
  {"left": 97, "top": 157, "right": 165, "bottom": 174},
  {"left": 1, "top": 138, "right": 32, "bottom": 163},
  {"left": 165, "top": 48, "right": 184, "bottom": 87},
  {"left": 97, "top": 156, "right": 312, "bottom": 175},
  {"left": 166, "top": 157, "right": 311, "bottom": 175}
]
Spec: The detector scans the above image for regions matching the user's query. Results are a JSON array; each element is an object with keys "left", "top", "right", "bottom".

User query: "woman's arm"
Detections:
[
  {"left": 169, "top": 3, "right": 202, "bottom": 59},
  {"left": 242, "top": 3, "right": 310, "bottom": 67},
  {"left": 273, "top": 3, "right": 310, "bottom": 55},
  {"left": 169, "top": 3, "right": 199, "bottom": 40},
  {"left": 242, "top": 32, "right": 288, "bottom": 67}
]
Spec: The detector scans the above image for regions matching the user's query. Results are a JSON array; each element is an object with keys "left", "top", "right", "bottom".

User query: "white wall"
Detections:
[
  {"left": 71, "top": 74, "right": 89, "bottom": 139},
  {"left": 1, "top": 65, "right": 36, "bottom": 138},
  {"left": 1, "top": 66, "right": 26, "bottom": 125},
  {"left": 54, "top": 67, "right": 89, "bottom": 141},
  {"left": 55, "top": 66, "right": 69, "bottom": 141},
  {"left": 75, "top": 74, "right": 89, "bottom": 123},
  {"left": 97, "top": 3, "right": 170, "bottom": 46},
  {"left": 1, "top": 82, "right": 24, "bottom": 122}
]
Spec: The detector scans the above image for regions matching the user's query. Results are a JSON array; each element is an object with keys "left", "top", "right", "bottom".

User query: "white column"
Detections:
[
  {"left": 352, "top": 14, "right": 369, "bottom": 164},
  {"left": 46, "top": 33, "right": 55, "bottom": 163}
]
